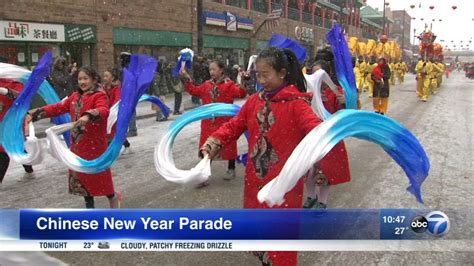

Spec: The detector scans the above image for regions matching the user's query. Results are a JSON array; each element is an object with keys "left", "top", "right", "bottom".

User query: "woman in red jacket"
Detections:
[
  {"left": 181, "top": 60, "right": 247, "bottom": 185},
  {"left": 0, "top": 78, "right": 36, "bottom": 184},
  {"left": 201, "top": 47, "right": 323, "bottom": 266},
  {"left": 302, "top": 57, "right": 351, "bottom": 209},
  {"left": 102, "top": 67, "right": 131, "bottom": 154},
  {"left": 28, "top": 67, "right": 121, "bottom": 208}
]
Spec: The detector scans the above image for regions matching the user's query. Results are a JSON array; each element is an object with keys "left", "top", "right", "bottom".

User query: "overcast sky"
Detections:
[{"left": 365, "top": 0, "right": 474, "bottom": 50}]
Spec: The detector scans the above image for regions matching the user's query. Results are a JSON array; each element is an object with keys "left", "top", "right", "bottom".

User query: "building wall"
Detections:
[
  {"left": 1, "top": 0, "right": 373, "bottom": 71},
  {"left": 389, "top": 10, "right": 411, "bottom": 52}
]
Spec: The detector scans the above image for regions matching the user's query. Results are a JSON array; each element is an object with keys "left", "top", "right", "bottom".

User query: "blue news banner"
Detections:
[{"left": 0, "top": 208, "right": 458, "bottom": 241}]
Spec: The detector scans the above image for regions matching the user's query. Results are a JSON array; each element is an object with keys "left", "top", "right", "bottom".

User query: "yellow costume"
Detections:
[
  {"left": 416, "top": 60, "right": 433, "bottom": 101},
  {"left": 354, "top": 63, "right": 362, "bottom": 109},
  {"left": 366, "top": 62, "right": 377, "bottom": 97},
  {"left": 430, "top": 62, "right": 442, "bottom": 94},
  {"left": 359, "top": 60, "right": 368, "bottom": 91},
  {"left": 436, "top": 62, "right": 445, "bottom": 88},
  {"left": 389, "top": 62, "right": 396, "bottom": 85}
]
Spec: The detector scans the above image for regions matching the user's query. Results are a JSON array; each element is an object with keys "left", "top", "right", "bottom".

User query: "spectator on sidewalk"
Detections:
[
  {"left": 191, "top": 56, "right": 210, "bottom": 105},
  {"left": 119, "top": 52, "right": 138, "bottom": 136},
  {"left": 151, "top": 61, "right": 170, "bottom": 122},
  {"left": 49, "top": 56, "right": 76, "bottom": 99}
]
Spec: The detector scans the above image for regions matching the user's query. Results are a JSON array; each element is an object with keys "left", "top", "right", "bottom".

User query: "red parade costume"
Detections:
[
  {"left": 41, "top": 89, "right": 114, "bottom": 196},
  {"left": 185, "top": 78, "right": 246, "bottom": 160}
]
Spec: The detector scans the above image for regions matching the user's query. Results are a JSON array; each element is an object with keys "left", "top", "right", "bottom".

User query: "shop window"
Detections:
[
  {"left": 252, "top": 0, "right": 267, "bottom": 13},
  {"left": 225, "top": 0, "right": 247, "bottom": 8},
  {"left": 62, "top": 43, "right": 92, "bottom": 68}
]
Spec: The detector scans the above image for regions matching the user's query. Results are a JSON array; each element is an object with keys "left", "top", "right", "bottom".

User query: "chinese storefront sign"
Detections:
[
  {"left": 295, "top": 26, "right": 314, "bottom": 43},
  {"left": 1, "top": 21, "right": 65, "bottom": 42},
  {"left": 65, "top": 24, "right": 96, "bottom": 43}
]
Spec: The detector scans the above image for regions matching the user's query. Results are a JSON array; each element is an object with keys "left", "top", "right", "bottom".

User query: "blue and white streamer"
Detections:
[
  {"left": 304, "top": 69, "right": 341, "bottom": 120},
  {"left": 258, "top": 110, "right": 430, "bottom": 206},
  {"left": 0, "top": 61, "right": 71, "bottom": 160},
  {"left": 0, "top": 51, "right": 55, "bottom": 164},
  {"left": 154, "top": 103, "right": 241, "bottom": 185},
  {"left": 326, "top": 24, "right": 358, "bottom": 109},
  {"left": 46, "top": 54, "right": 157, "bottom": 173},
  {"left": 107, "top": 94, "right": 170, "bottom": 134}
]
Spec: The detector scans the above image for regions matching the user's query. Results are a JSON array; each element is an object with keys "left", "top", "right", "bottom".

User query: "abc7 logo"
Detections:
[{"left": 410, "top": 211, "right": 450, "bottom": 236}]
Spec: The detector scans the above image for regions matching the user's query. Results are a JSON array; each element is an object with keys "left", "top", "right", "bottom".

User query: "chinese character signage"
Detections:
[
  {"left": 1, "top": 21, "right": 65, "bottom": 42},
  {"left": 65, "top": 24, "right": 96, "bottom": 43},
  {"left": 295, "top": 26, "right": 314, "bottom": 43}
]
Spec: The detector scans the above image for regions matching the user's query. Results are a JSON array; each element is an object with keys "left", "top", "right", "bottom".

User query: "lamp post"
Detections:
[
  {"left": 401, "top": 9, "right": 406, "bottom": 59},
  {"left": 382, "top": 0, "right": 386, "bottom": 35}
]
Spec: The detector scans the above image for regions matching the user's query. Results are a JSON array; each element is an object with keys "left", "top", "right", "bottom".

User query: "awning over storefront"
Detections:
[
  {"left": 203, "top": 35, "right": 249, "bottom": 49},
  {"left": 113, "top": 27, "right": 192, "bottom": 47}
]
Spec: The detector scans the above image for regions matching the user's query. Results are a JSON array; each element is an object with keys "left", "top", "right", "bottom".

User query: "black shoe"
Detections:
[
  {"left": 380, "top": 112, "right": 385, "bottom": 115},
  {"left": 302, "top": 197, "right": 317, "bottom": 208},
  {"left": 173, "top": 111, "right": 182, "bottom": 115},
  {"left": 156, "top": 117, "right": 168, "bottom": 122}
]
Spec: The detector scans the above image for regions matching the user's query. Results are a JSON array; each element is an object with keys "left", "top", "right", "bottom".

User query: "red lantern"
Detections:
[
  {"left": 380, "top": 35, "right": 388, "bottom": 44},
  {"left": 452, "top": 6, "right": 457, "bottom": 10},
  {"left": 429, "top": 6, "right": 434, "bottom": 10},
  {"left": 410, "top": 4, "right": 415, "bottom": 9}
]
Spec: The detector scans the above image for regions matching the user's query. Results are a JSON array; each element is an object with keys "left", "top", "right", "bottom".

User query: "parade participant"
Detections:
[
  {"left": 102, "top": 67, "right": 131, "bottom": 153},
  {"left": 400, "top": 60, "right": 408, "bottom": 83},
  {"left": 357, "top": 56, "right": 368, "bottom": 92},
  {"left": 200, "top": 47, "right": 324, "bottom": 266},
  {"left": 181, "top": 60, "right": 247, "bottom": 185},
  {"left": 27, "top": 66, "right": 121, "bottom": 209},
  {"left": 366, "top": 56, "right": 377, "bottom": 98},
  {"left": 372, "top": 57, "right": 391, "bottom": 115},
  {"left": 389, "top": 60, "right": 396, "bottom": 86},
  {"left": 0, "top": 78, "right": 36, "bottom": 184},
  {"left": 415, "top": 58, "right": 425, "bottom": 99},
  {"left": 436, "top": 59, "right": 445, "bottom": 89},
  {"left": 303, "top": 58, "right": 351, "bottom": 209},
  {"left": 429, "top": 58, "right": 442, "bottom": 95},
  {"left": 395, "top": 60, "right": 407, "bottom": 84},
  {"left": 353, "top": 57, "right": 362, "bottom": 108}
]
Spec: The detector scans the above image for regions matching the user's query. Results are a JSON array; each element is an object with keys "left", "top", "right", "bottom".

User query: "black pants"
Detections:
[
  {"left": 174, "top": 92, "right": 182, "bottom": 113},
  {"left": 0, "top": 152, "right": 33, "bottom": 183}
]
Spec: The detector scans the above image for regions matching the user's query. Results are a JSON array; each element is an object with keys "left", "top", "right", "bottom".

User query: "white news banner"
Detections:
[{"left": 0, "top": 240, "right": 472, "bottom": 251}]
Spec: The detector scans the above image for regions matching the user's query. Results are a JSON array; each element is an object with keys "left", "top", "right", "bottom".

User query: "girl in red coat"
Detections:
[
  {"left": 201, "top": 47, "right": 323, "bottom": 266},
  {"left": 102, "top": 67, "right": 131, "bottom": 153},
  {"left": 0, "top": 78, "right": 36, "bottom": 184},
  {"left": 302, "top": 57, "right": 352, "bottom": 209},
  {"left": 28, "top": 67, "right": 121, "bottom": 208},
  {"left": 181, "top": 60, "right": 247, "bottom": 186}
]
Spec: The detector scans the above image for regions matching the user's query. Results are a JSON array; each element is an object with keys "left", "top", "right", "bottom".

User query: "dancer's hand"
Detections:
[{"left": 74, "top": 115, "right": 89, "bottom": 129}]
